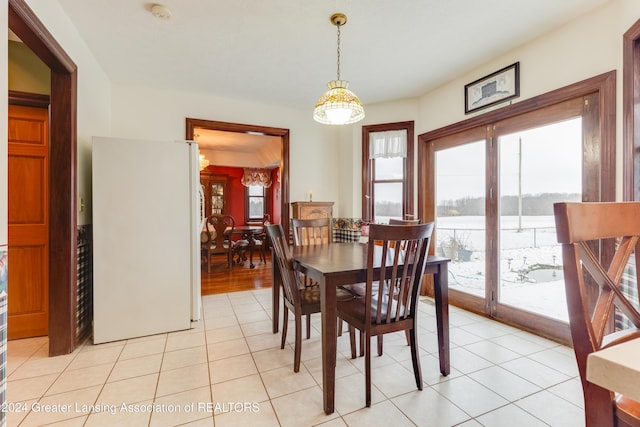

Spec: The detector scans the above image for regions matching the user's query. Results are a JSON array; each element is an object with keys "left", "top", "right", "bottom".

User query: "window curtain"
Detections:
[
  {"left": 369, "top": 129, "right": 407, "bottom": 158},
  {"left": 241, "top": 168, "right": 273, "bottom": 188}
]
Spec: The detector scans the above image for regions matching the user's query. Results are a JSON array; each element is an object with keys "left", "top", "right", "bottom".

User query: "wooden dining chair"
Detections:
[
  {"left": 337, "top": 222, "right": 434, "bottom": 407},
  {"left": 375, "top": 217, "right": 421, "bottom": 355},
  {"left": 290, "top": 217, "right": 349, "bottom": 337},
  {"left": 389, "top": 218, "right": 420, "bottom": 225},
  {"left": 252, "top": 214, "right": 271, "bottom": 265},
  {"left": 201, "top": 214, "right": 235, "bottom": 271},
  {"left": 266, "top": 223, "right": 354, "bottom": 372},
  {"left": 291, "top": 217, "right": 358, "bottom": 339},
  {"left": 554, "top": 202, "right": 640, "bottom": 427},
  {"left": 291, "top": 217, "right": 333, "bottom": 246}
]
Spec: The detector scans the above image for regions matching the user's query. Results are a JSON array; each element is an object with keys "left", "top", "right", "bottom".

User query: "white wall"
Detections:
[
  {"left": 419, "top": 3, "right": 622, "bottom": 133},
  {"left": 10, "top": 0, "right": 640, "bottom": 231},
  {"left": 334, "top": 0, "right": 640, "bottom": 212},
  {"left": 22, "top": 0, "right": 112, "bottom": 225},
  {"left": 414, "top": 0, "right": 640, "bottom": 199},
  {"left": 109, "top": 84, "right": 343, "bottom": 215}
]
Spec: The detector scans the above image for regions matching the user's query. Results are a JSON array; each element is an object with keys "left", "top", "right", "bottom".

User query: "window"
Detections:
[
  {"left": 419, "top": 72, "right": 615, "bottom": 344},
  {"left": 362, "top": 121, "right": 414, "bottom": 223},
  {"left": 246, "top": 185, "right": 265, "bottom": 221}
]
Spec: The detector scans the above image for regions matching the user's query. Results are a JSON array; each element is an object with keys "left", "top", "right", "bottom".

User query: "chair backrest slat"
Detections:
[
  {"left": 366, "top": 223, "right": 434, "bottom": 328},
  {"left": 206, "top": 214, "right": 235, "bottom": 251},
  {"left": 292, "top": 218, "right": 332, "bottom": 246}
]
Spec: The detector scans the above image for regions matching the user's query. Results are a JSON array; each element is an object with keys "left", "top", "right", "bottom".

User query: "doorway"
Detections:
[
  {"left": 185, "top": 118, "right": 290, "bottom": 293},
  {"left": 9, "top": 0, "right": 78, "bottom": 355}
]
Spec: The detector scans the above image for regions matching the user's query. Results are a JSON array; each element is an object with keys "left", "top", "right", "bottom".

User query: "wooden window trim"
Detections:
[
  {"left": 417, "top": 71, "right": 616, "bottom": 344},
  {"left": 244, "top": 185, "right": 269, "bottom": 223},
  {"left": 418, "top": 71, "right": 616, "bottom": 225},
  {"left": 623, "top": 19, "right": 640, "bottom": 201},
  {"left": 362, "top": 121, "right": 415, "bottom": 222}
]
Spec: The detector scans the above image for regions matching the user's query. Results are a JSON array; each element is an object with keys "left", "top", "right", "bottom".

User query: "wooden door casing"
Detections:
[{"left": 8, "top": 104, "right": 49, "bottom": 339}]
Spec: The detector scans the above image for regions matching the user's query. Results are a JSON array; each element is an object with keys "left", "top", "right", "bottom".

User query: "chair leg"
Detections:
[
  {"left": 306, "top": 314, "right": 311, "bottom": 339},
  {"left": 294, "top": 313, "right": 302, "bottom": 373},
  {"left": 348, "top": 325, "right": 357, "bottom": 359},
  {"left": 338, "top": 319, "right": 343, "bottom": 337},
  {"left": 281, "top": 308, "right": 288, "bottom": 350},
  {"left": 405, "top": 330, "right": 410, "bottom": 346},
  {"left": 377, "top": 335, "right": 383, "bottom": 356},
  {"left": 365, "top": 332, "right": 372, "bottom": 407},
  {"left": 409, "top": 327, "right": 423, "bottom": 390},
  {"left": 359, "top": 331, "right": 365, "bottom": 357}
]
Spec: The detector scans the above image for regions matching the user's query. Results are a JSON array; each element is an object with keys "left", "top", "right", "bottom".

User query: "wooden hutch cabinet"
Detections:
[
  {"left": 291, "top": 202, "right": 334, "bottom": 220},
  {"left": 200, "top": 173, "right": 229, "bottom": 217}
]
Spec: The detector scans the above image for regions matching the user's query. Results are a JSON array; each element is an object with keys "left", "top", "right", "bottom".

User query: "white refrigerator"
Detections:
[{"left": 92, "top": 136, "right": 202, "bottom": 344}]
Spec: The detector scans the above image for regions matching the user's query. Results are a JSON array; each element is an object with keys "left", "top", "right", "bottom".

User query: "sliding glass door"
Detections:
[
  {"left": 497, "top": 118, "right": 582, "bottom": 322},
  {"left": 435, "top": 141, "right": 486, "bottom": 301},
  {"left": 421, "top": 76, "right": 615, "bottom": 343}
]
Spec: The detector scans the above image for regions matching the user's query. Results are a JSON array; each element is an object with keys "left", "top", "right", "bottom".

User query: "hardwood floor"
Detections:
[{"left": 201, "top": 252, "right": 272, "bottom": 295}]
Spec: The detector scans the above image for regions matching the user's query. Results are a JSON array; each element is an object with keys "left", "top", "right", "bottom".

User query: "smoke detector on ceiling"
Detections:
[{"left": 150, "top": 4, "right": 172, "bottom": 20}]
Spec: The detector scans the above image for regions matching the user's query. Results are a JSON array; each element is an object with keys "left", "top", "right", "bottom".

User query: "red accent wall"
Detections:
[
  {"left": 203, "top": 165, "right": 275, "bottom": 226},
  {"left": 205, "top": 166, "right": 244, "bottom": 224}
]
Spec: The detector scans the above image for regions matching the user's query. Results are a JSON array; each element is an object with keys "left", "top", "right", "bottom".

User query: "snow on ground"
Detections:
[{"left": 436, "top": 215, "right": 568, "bottom": 322}]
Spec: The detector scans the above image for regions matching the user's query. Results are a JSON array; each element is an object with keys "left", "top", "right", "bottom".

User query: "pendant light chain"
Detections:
[{"left": 336, "top": 23, "right": 341, "bottom": 81}]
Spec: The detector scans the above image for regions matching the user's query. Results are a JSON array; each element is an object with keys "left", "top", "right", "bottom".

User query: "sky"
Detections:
[{"left": 436, "top": 117, "right": 582, "bottom": 203}]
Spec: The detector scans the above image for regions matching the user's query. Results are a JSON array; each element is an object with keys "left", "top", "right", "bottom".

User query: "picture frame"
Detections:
[{"left": 465, "top": 62, "right": 520, "bottom": 114}]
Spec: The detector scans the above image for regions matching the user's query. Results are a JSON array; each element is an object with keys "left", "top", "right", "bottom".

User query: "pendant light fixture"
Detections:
[{"left": 313, "top": 13, "right": 365, "bottom": 125}]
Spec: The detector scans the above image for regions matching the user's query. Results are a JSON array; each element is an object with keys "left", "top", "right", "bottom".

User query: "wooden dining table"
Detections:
[
  {"left": 225, "top": 225, "right": 264, "bottom": 268},
  {"left": 271, "top": 242, "right": 451, "bottom": 414}
]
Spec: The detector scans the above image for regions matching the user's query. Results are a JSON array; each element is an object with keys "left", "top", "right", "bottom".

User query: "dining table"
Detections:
[
  {"left": 586, "top": 337, "right": 640, "bottom": 402},
  {"left": 270, "top": 242, "right": 451, "bottom": 414},
  {"left": 225, "top": 225, "right": 264, "bottom": 268}
]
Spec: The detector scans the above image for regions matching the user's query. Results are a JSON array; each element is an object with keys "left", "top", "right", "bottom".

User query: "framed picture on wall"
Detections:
[{"left": 465, "top": 62, "right": 520, "bottom": 114}]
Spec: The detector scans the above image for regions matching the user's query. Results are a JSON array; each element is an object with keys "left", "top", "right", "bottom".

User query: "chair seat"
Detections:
[
  {"left": 299, "top": 283, "right": 357, "bottom": 307},
  {"left": 202, "top": 214, "right": 236, "bottom": 271},
  {"left": 209, "top": 242, "right": 232, "bottom": 250},
  {"left": 615, "top": 395, "right": 640, "bottom": 425},
  {"left": 338, "top": 295, "right": 408, "bottom": 330},
  {"left": 340, "top": 283, "right": 366, "bottom": 296},
  {"left": 339, "top": 281, "right": 386, "bottom": 297}
]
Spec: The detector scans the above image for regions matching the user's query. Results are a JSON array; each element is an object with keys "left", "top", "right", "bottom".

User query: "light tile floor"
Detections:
[{"left": 6, "top": 289, "right": 585, "bottom": 426}]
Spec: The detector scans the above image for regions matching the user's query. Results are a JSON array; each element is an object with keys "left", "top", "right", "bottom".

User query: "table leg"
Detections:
[
  {"left": 433, "top": 262, "right": 450, "bottom": 376},
  {"left": 272, "top": 249, "right": 280, "bottom": 334},
  {"left": 249, "top": 244, "right": 255, "bottom": 269},
  {"left": 320, "top": 277, "right": 337, "bottom": 414}
]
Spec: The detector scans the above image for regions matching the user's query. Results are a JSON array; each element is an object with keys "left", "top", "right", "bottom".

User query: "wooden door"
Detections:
[{"left": 7, "top": 104, "right": 49, "bottom": 339}]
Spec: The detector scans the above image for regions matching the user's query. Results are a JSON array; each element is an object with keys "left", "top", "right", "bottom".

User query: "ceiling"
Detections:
[
  {"left": 51, "top": 0, "right": 611, "bottom": 156},
  {"left": 194, "top": 129, "right": 281, "bottom": 169}
]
